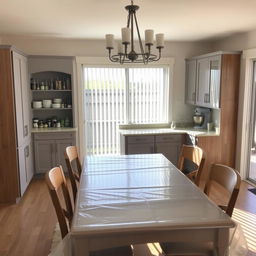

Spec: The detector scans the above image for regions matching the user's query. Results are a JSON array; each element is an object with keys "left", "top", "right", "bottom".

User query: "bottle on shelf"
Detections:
[
  {"left": 66, "top": 78, "right": 71, "bottom": 90},
  {"left": 40, "top": 82, "right": 45, "bottom": 90},
  {"left": 36, "top": 79, "right": 40, "bottom": 90},
  {"left": 49, "top": 79, "right": 53, "bottom": 90},
  {"left": 63, "top": 78, "right": 66, "bottom": 90}
]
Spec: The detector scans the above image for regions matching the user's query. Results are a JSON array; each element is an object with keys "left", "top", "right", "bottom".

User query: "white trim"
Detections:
[
  {"left": 75, "top": 56, "right": 175, "bottom": 158},
  {"left": 236, "top": 48, "right": 256, "bottom": 179}
]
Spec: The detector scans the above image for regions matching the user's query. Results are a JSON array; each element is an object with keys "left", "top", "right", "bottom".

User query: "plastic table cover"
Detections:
[{"left": 71, "top": 154, "right": 234, "bottom": 235}]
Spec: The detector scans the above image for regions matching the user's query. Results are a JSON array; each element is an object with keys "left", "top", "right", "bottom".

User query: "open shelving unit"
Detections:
[{"left": 31, "top": 71, "right": 73, "bottom": 128}]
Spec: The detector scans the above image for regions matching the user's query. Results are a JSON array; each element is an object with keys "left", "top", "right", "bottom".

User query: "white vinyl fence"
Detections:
[{"left": 84, "top": 67, "right": 169, "bottom": 155}]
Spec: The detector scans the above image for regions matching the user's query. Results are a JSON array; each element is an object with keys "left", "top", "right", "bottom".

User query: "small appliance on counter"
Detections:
[{"left": 193, "top": 107, "right": 211, "bottom": 129}]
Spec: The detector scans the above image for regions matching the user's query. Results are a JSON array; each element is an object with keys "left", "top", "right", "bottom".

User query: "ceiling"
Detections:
[{"left": 1, "top": 0, "right": 256, "bottom": 41}]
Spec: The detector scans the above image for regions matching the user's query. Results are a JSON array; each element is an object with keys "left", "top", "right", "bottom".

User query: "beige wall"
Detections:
[
  {"left": 1, "top": 35, "right": 214, "bottom": 122},
  {"left": 213, "top": 29, "right": 256, "bottom": 51}
]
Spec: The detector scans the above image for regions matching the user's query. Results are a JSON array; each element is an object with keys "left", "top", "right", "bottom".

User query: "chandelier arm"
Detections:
[
  {"left": 134, "top": 12, "right": 146, "bottom": 64},
  {"left": 127, "top": 12, "right": 130, "bottom": 28},
  {"left": 108, "top": 50, "right": 120, "bottom": 63},
  {"left": 130, "top": 11, "right": 134, "bottom": 52}
]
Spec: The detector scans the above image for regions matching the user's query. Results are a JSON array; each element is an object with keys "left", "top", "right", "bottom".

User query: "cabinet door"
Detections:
[
  {"left": 20, "top": 55, "right": 31, "bottom": 137},
  {"left": 55, "top": 139, "right": 74, "bottom": 172},
  {"left": 13, "top": 52, "right": 30, "bottom": 145},
  {"left": 155, "top": 142, "right": 181, "bottom": 166},
  {"left": 18, "top": 140, "right": 34, "bottom": 196},
  {"left": 18, "top": 144, "right": 27, "bottom": 196},
  {"left": 34, "top": 140, "right": 55, "bottom": 173},
  {"left": 196, "top": 57, "right": 210, "bottom": 107},
  {"left": 25, "top": 140, "right": 34, "bottom": 185},
  {"left": 185, "top": 60, "right": 197, "bottom": 105},
  {"left": 13, "top": 52, "right": 24, "bottom": 146},
  {"left": 127, "top": 143, "right": 154, "bottom": 155},
  {"left": 209, "top": 56, "right": 221, "bottom": 108}
]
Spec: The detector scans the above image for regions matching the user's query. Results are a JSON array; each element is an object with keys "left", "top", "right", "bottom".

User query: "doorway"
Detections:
[{"left": 248, "top": 61, "right": 256, "bottom": 183}]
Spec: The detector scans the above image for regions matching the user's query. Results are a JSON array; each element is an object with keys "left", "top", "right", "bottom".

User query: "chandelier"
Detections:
[{"left": 105, "top": 0, "right": 164, "bottom": 64}]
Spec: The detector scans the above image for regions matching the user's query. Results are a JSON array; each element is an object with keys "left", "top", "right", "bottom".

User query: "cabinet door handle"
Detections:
[
  {"left": 192, "top": 92, "right": 196, "bottom": 101},
  {"left": 206, "top": 93, "right": 210, "bottom": 103},
  {"left": 24, "top": 125, "right": 28, "bottom": 137},
  {"left": 204, "top": 93, "right": 210, "bottom": 103},
  {"left": 25, "top": 145, "right": 29, "bottom": 157}
]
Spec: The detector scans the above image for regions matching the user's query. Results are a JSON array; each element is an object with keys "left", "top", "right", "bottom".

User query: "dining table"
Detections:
[{"left": 70, "top": 153, "right": 235, "bottom": 256}]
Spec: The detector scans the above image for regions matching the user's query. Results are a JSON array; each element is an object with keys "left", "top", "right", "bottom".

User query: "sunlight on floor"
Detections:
[{"left": 233, "top": 208, "right": 256, "bottom": 253}]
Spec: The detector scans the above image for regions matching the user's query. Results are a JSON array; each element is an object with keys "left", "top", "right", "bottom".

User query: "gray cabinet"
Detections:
[
  {"left": 34, "top": 140, "right": 55, "bottom": 174},
  {"left": 34, "top": 132, "right": 75, "bottom": 174},
  {"left": 155, "top": 135, "right": 183, "bottom": 166},
  {"left": 121, "top": 134, "right": 184, "bottom": 166},
  {"left": 185, "top": 59, "right": 197, "bottom": 105},
  {"left": 18, "top": 139, "right": 34, "bottom": 196},
  {"left": 56, "top": 139, "right": 75, "bottom": 171},
  {"left": 186, "top": 53, "right": 221, "bottom": 109},
  {"left": 126, "top": 136, "right": 154, "bottom": 155},
  {"left": 13, "top": 52, "right": 31, "bottom": 146}
]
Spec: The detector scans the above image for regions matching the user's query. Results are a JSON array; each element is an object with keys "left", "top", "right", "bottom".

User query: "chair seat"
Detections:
[
  {"left": 90, "top": 246, "right": 133, "bottom": 256},
  {"left": 160, "top": 242, "right": 213, "bottom": 256}
]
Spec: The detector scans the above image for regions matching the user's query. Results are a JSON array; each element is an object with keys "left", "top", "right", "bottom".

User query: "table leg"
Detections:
[
  {"left": 72, "top": 237, "right": 89, "bottom": 256},
  {"left": 216, "top": 228, "right": 229, "bottom": 256}
]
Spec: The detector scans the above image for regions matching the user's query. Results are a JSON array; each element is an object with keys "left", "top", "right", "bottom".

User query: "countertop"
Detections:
[
  {"left": 32, "top": 127, "right": 77, "bottom": 133},
  {"left": 119, "top": 127, "right": 219, "bottom": 137}
]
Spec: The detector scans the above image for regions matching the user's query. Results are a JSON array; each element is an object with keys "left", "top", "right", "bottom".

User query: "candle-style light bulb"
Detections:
[{"left": 105, "top": 34, "right": 114, "bottom": 49}]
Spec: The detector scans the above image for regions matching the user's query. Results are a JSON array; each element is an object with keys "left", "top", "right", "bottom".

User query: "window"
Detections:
[{"left": 84, "top": 66, "right": 169, "bottom": 155}]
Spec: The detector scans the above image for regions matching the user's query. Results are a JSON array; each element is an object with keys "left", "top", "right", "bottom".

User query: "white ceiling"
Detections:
[{"left": 1, "top": 0, "right": 256, "bottom": 41}]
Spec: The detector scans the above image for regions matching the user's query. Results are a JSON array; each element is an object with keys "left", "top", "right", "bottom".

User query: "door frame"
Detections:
[
  {"left": 75, "top": 57, "right": 174, "bottom": 161},
  {"left": 236, "top": 48, "right": 256, "bottom": 180}
]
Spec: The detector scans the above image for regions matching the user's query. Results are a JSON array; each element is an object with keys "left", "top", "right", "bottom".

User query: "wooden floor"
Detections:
[{"left": 0, "top": 179, "right": 256, "bottom": 256}]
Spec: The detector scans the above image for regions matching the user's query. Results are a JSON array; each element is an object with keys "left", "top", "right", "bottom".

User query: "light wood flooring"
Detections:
[{"left": 0, "top": 179, "right": 256, "bottom": 256}]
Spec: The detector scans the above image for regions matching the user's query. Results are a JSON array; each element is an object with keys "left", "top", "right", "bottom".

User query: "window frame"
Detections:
[{"left": 75, "top": 57, "right": 175, "bottom": 157}]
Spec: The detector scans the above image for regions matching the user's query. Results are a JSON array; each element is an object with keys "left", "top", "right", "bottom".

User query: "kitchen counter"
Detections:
[
  {"left": 32, "top": 127, "right": 77, "bottom": 133},
  {"left": 119, "top": 127, "right": 219, "bottom": 137}
]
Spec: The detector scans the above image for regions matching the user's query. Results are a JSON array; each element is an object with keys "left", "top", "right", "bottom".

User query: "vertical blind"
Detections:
[{"left": 84, "top": 67, "right": 169, "bottom": 155}]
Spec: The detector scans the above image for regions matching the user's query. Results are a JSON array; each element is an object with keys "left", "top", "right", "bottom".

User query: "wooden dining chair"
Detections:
[
  {"left": 178, "top": 145, "right": 205, "bottom": 186},
  {"left": 160, "top": 163, "right": 241, "bottom": 256},
  {"left": 45, "top": 166, "right": 73, "bottom": 239},
  {"left": 46, "top": 166, "right": 133, "bottom": 256},
  {"left": 65, "top": 146, "right": 82, "bottom": 203},
  {"left": 204, "top": 163, "right": 241, "bottom": 217}
]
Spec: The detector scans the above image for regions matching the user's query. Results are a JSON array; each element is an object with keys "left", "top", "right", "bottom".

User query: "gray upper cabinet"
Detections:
[
  {"left": 186, "top": 53, "right": 221, "bottom": 109},
  {"left": 196, "top": 57, "right": 210, "bottom": 107},
  {"left": 185, "top": 59, "right": 197, "bottom": 105}
]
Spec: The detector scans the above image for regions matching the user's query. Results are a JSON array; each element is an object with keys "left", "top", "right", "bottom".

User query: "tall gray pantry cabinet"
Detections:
[{"left": 0, "top": 46, "right": 33, "bottom": 203}]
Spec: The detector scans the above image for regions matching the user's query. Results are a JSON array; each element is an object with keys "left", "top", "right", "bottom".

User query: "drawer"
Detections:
[
  {"left": 34, "top": 132, "right": 75, "bottom": 141},
  {"left": 155, "top": 134, "right": 183, "bottom": 143},
  {"left": 127, "top": 135, "right": 154, "bottom": 144}
]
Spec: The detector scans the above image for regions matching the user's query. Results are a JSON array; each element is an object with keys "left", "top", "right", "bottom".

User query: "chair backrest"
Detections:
[
  {"left": 45, "top": 166, "right": 73, "bottom": 239},
  {"left": 178, "top": 145, "right": 205, "bottom": 186},
  {"left": 204, "top": 164, "right": 241, "bottom": 217},
  {"left": 65, "top": 146, "right": 82, "bottom": 203}
]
